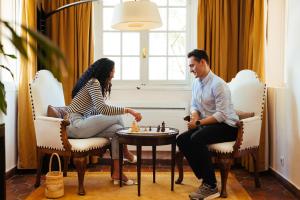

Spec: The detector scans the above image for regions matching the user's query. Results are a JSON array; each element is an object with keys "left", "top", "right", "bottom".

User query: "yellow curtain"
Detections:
[
  {"left": 197, "top": 0, "right": 266, "bottom": 171},
  {"left": 18, "top": 0, "right": 37, "bottom": 169},
  {"left": 42, "top": 0, "right": 94, "bottom": 104}
]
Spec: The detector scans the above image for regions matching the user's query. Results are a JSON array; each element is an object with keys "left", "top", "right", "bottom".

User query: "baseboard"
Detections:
[
  {"left": 269, "top": 168, "right": 300, "bottom": 199},
  {"left": 5, "top": 166, "right": 17, "bottom": 179}
]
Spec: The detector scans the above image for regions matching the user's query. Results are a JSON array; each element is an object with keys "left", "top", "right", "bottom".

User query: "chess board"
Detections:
[{"left": 119, "top": 127, "right": 172, "bottom": 134}]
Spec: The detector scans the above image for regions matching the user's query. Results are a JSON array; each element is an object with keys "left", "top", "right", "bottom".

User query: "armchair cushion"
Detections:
[
  {"left": 69, "top": 138, "right": 110, "bottom": 152},
  {"left": 208, "top": 141, "right": 235, "bottom": 153},
  {"left": 47, "top": 105, "right": 68, "bottom": 119}
]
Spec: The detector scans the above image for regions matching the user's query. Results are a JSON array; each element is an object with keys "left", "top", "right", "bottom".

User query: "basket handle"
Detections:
[{"left": 49, "top": 153, "right": 62, "bottom": 173}]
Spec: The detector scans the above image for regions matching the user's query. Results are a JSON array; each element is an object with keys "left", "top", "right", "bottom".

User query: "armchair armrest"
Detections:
[
  {"left": 233, "top": 116, "right": 262, "bottom": 154},
  {"left": 34, "top": 116, "right": 71, "bottom": 151}
]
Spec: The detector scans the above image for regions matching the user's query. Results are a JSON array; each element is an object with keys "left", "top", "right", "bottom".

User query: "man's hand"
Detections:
[
  {"left": 186, "top": 110, "right": 200, "bottom": 129},
  {"left": 187, "top": 120, "right": 197, "bottom": 130}
]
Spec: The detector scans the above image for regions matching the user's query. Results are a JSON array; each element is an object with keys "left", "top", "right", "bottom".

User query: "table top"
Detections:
[
  {"left": 117, "top": 126, "right": 179, "bottom": 146},
  {"left": 117, "top": 126, "right": 179, "bottom": 138}
]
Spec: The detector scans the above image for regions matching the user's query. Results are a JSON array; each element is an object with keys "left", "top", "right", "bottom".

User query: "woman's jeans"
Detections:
[{"left": 66, "top": 113, "right": 124, "bottom": 159}]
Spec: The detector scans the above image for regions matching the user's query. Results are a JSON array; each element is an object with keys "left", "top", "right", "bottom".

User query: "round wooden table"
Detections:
[{"left": 116, "top": 127, "right": 179, "bottom": 196}]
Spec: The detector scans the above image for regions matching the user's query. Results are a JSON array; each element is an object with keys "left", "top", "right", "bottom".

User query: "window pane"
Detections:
[
  {"left": 103, "top": 8, "right": 114, "bottom": 31},
  {"left": 149, "top": 57, "right": 167, "bottom": 80},
  {"left": 103, "top": 32, "right": 121, "bottom": 55},
  {"left": 122, "top": 32, "right": 140, "bottom": 55},
  {"left": 168, "top": 8, "right": 186, "bottom": 31},
  {"left": 103, "top": 0, "right": 120, "bottom": 6},
  {"left": 122, "top": 57, "right": 140, "bottom": 80},
  {"left": 149, "top": 33, "right": 167, "bottom": 55},
  {"left": 168, "top": 57, "right": 186, "bottom": 80},
  {"left": 151, "top": 0, "right": 167, "bottom": 6},
  {"left": 169, "top": 0, "right": 186, "bottom": 6},
  {"left": 154, "top": 8, "right": 167, "bottom": 31},
  {"left": 109, "top": 57, "right": 121, "bottom": 80},
  {"left": 168, "top": 33, "right": 186, "bottom": 55}
]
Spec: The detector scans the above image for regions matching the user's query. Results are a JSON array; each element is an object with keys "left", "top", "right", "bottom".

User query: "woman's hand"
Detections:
[{"left": 126, "top": 108, "right": 142, "bottom": 122}]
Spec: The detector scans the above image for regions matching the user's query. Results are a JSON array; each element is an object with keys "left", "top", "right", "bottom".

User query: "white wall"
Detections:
[
  {"left": 108, "top": 89, "right": 191, "bottom": 151},
  {"left": 268, "top": 0, "right": 300, "bottom": 189},
  {"left": 3, "top": 84, "right": 17, "bottom": 172}
]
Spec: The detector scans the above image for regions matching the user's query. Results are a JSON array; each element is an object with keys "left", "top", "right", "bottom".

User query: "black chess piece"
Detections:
[
  {"left": 149, "top": 126, "right": 152, "bottom": 131},
  {"left": 157, "top": 125, "right": 160, "bottom": 132},
  {"left": 161, "top": 121, "right": 165, "bottom": 132}
]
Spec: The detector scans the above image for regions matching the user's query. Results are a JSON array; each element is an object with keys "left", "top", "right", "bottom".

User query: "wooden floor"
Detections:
[
  {"left": 26, "top": 172, "right": 251, "bottom": 200},
  {"left": 5, "top": 152, "right": 299, "bottom": 200}
]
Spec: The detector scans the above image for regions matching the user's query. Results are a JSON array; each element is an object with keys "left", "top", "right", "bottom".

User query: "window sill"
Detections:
[{"left": 111, "top": 84, "right": 192, "bottom": 91}]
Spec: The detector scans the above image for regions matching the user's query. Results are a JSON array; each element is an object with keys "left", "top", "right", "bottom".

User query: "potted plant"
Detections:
[{"left": 0, "top": 19, "right": 67, "bottom": 200}]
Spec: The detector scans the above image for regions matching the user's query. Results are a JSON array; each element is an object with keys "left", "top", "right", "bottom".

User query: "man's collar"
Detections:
[{"left": 199, "top": 70, "right": 213, "bottom": 85}]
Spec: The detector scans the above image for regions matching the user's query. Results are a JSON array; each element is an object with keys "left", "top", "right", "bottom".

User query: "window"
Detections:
[
  {"left": 99, "top": 0, "right": 191, "bottom": 87},
  {"left": 0, "top": 0, "right": 21, "bottom": 83}
]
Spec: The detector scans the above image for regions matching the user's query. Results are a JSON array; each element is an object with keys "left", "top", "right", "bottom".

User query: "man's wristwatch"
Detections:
[{"left": 195, "top": 120, "right": 201, "bottom": 126}]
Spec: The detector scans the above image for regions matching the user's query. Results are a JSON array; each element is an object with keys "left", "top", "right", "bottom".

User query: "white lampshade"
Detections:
[{"left": 111, "top": 0, "right": 162, "bottom": 31}]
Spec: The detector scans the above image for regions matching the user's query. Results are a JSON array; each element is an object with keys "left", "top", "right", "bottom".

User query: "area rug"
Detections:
[{"left": 26, "top": 172, "right": 251, "bottom": 200}]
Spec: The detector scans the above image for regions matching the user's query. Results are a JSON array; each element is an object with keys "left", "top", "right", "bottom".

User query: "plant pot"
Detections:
[{"left": 0, "top": 123, "right": 5, "bottom": 200}]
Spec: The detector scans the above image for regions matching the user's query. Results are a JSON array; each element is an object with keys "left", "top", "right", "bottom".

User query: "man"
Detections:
[{"left": 177, "top": 49, "right": 239, "bottom": 200}]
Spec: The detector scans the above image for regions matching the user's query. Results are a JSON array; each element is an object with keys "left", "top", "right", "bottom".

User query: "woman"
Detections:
[{"left": 66, "top": 58, "right": 142, "bottom": 185}]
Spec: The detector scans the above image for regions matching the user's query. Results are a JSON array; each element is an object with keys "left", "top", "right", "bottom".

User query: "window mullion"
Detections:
[
  {"left": 141, "top": 31, "right": 148, "bottom": 85},
  {"left": 166, "top": 0, "right": 169, "bottom": 81}
]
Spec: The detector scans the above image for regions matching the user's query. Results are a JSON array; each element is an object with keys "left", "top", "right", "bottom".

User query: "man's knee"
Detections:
[{"left": 176, "top": 131, "right": 191, "bottom": 147}]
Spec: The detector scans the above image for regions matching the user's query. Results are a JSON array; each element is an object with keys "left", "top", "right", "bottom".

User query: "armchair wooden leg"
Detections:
[
  {"left": 219, "top": 158, "right": 233, "bottom": 198},
  {"left": 109, "top": 146, "right": 114, "bottom": 177},
  {"left": 63, "top": 155, "right": 70, "bottom": 177},
  {"left": 175, "top": 151, "right": 184, "bottom": 184},
  {"left": 251, "top": 149, "right": 261, "bottom": 188},
  {"left": 35, "top": 149, "right": 44, "bottom": 188},
  {"left": 74, "top": 156, "right": 87, "bottom": 195}
]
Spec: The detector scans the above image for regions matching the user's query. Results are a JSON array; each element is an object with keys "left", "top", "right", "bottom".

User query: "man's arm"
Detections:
[{"left": 189, "top": 82, "right": 230, "bottom": 128}]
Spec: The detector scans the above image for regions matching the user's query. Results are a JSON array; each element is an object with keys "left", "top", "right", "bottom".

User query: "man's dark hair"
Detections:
[{"left": 187, "top": 49, "right": 209, "bottom": 65}]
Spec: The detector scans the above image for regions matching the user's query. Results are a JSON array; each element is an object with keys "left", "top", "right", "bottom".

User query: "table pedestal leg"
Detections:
[
  {"left": 119, "top": 144, "right": 123, "bottom": 187},
  {"left": 137, "top": 145, "right": 142, "bottom": 196},
  {"left": 171, "top": 141, "right": 176, "bottom": 191},
  {"left": 152, "top": 145, "right": 156, "bottom": 183}
]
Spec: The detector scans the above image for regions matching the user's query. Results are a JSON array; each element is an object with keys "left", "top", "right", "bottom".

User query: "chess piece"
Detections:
[
  {"left": 144, "top": 127, "right": 147, "bottom": 132},
  {"left": 131, "top": 121, "right": 140, "bottom": 132},
  {"left": 161, "top": 121, "right": 165, "bottom": 132},
  {"left": 149, "top": 126, "right": 152, "bottom": 131},
  {"left": 157, "top": 125, "right": 160, "bottom": 132}
]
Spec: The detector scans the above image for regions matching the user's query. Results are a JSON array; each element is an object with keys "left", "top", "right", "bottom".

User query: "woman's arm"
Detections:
[{"left": 87, "top": 79, "right": 125, "bottom": 115}]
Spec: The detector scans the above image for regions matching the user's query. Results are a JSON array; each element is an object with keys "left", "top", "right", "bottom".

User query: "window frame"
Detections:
[{"left": 94, "top": 0, "right": 197, "bottom": 90}]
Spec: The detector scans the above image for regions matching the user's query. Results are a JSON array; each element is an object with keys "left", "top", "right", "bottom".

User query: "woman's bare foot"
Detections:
[
  {"left": 111, "top": 173, "right": 129, "bottom": 181},
  {"left": 123, "top": 146, "right": 136, "bottom": 163}
]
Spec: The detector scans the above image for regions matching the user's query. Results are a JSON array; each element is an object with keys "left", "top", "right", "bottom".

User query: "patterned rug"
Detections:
[{"left": 26, "top": 172, "right": 251, "bottom": 200}]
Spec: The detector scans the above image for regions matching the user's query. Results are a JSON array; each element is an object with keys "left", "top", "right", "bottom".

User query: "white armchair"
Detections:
[
  {"left": 176, "top": 70, "right": 266, "bottom": 198},
  {"left": 30, "top": 70, "right": 111, "bottom": 195}
]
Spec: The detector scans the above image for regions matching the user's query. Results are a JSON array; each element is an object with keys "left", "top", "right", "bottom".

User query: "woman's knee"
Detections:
[{"left": 116, "top": 115, "right": 125, "bottom": 126}]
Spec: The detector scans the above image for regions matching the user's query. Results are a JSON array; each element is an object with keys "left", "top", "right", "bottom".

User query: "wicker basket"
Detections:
[{"left": 45, "top": 153, "right": 64, "bottom": 198}]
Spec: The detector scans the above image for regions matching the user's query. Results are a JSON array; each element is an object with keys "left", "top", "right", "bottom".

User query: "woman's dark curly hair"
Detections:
[{"left": 72, "top": 58, "right": 114, "bottom": 98}]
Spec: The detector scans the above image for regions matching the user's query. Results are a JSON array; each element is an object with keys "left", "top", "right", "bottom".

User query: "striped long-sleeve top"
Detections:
[{"left": 67, "top": 78, "right": 125, "bottom": 116}]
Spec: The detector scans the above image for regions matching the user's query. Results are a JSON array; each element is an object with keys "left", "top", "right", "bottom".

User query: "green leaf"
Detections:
[
  {"left": 4, "top": 54, "right": 17, "bottom": 59},
  {"left": 3, "top": 21, "right": 28, "bottom": 59},
  {"left": 0, "top": 65, "right": 14, "bottom": 79},
  {"left": 0, "top": 43, "right": 17, "bottom": 59},
  {"left": 0, "top": 82, "right": 7, "bottom": 115}
]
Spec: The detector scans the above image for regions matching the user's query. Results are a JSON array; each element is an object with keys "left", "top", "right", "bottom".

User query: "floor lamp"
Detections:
[{"left": 36, "top": 0, "right": 97, "bottom": 70}]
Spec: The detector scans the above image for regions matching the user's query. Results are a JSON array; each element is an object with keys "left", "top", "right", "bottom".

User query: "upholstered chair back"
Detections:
[
  {"left": 228, "top": 70, "right": 265, "bottom": 117},
  {"left": 30, "top": 70, "right": 65, "bottom": 119}
]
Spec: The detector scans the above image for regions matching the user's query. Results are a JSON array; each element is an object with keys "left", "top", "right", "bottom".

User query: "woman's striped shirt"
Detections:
[{"left": 67, "top": 78, "right": 125, "bottom": 116}]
